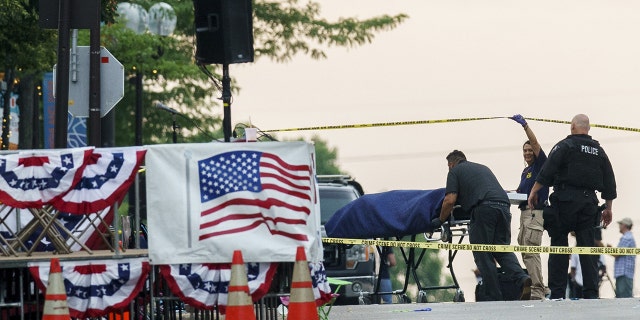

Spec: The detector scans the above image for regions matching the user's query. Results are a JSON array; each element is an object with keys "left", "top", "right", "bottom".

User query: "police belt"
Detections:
[
  {"left": 553, "top": 184, "right": 597, "bottom": 195},
  {"left": 477, "top": 200, "right": 510, "bottom": 208}
]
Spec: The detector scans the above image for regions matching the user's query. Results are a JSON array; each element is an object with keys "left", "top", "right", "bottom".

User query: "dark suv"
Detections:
[{"left": 318, "top": 175, "right": 377, "bottom": 305}]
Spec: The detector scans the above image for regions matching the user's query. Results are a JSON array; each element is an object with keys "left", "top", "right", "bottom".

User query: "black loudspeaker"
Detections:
[{"left": 193, "top": 0, "right": 254, "bottom": 65}]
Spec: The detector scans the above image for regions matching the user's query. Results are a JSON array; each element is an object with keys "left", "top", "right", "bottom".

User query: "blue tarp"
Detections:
[{"left": 324, "top": 188, "right": 446, "bottom": 239}]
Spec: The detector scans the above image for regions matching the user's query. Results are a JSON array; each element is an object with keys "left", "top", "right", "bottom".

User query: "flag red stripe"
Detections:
[
  {"left": 262, "top": 153, "right": 310, "bottom": 172},
  {"left": 86, "top": 152, "right": 102, "bottom": 165},
  {"left": 260, "top": 172, "right": 310, "bottom": 191},
  {"left": 73, "top": 264, "right": 107, "bottom": 274},
  {"left": 262, "top": 183, "right": 310, "bottom": 201},
  {"left": 199, "top": 220, "right": 308, "bottom": 241},
  {"left": 260, "top": 162, "right": 310, "bottom": 184},
  {"left": 201, "top": 198, "right": 310, "bottom": 217},
  {"left": 18, "top": 156, "right": 50, "bottom": 167},
  {"left": 200, "top": 212, "right": 306, "bottom": 229}
]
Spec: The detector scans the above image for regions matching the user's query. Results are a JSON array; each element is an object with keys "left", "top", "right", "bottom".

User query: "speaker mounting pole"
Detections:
[
  {"left": 222, "top": 63, "right": 232, "bottom": 142},
  {"left": 193, "top": 0, "right": 254, "bottom": 142}
]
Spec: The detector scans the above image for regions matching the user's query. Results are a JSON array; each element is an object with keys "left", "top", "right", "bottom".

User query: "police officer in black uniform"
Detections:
[{"left": 528, "top": 114, "right": 616, "bottom": 299}]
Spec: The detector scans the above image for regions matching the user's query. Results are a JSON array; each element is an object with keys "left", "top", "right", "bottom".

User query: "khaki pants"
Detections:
[{"left": 517, "top": 208, "right": 545, "bottom": 299}]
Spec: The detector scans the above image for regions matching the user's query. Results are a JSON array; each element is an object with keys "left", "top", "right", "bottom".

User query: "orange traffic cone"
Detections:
[
  {"left": 225, "top": 250, "right": 256, "bottom": 320},
  {"left": 288, "top": 246, "right": 319, "bottom": 320},
  {"left": 42, "top": 258, "right": 71, "bottom": 320}
]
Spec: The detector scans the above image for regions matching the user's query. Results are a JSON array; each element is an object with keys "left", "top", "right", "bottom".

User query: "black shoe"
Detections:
[{"left": 520, "top": 277, "right": 532, "bottom": 300}]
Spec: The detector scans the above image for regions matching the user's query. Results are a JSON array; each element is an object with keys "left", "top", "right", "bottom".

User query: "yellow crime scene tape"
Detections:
[
  {"left": 322, "top": 237, "right": 640, "bottom": 256},
  {"left": 262, "top": 117, "right": 503, "bottom": 133},
  {"left": 527, "top": 117, "right": 640, "bottom": 133},
  {"left": 263, "top": 116, "right": 640, "bottom": 134},
  {"left": 270, "top": 116, "right": 640, "bottom": 256},
  {"left": 276, "top": 116, "right": 640, "bottom": 254}
]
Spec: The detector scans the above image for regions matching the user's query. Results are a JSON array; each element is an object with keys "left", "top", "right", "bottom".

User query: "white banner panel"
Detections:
[{"left": 146, "top": 141, "right": 321, "bottom": 264}]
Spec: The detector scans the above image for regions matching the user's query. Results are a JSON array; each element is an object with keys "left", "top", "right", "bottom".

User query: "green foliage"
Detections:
[
  {"left": 288, "top": 135, "right": 342, "bottom": 175},
  {"left": 0, "top": 0, "right": 57, "bottom": 75},
  {"left": 312, "top": 135, "right": 342, "bottom": 175},
  {"left": 97, "top": 0, "right": 407, "bottom": 146},
  {"left": 101, "top": 0, "right": 120, "bottom": 24},
  {"left": 95, "top": 21, "right": 221, "bottom": 145},
  {"left": 253, "top": 1, "right": 408, "bottom": 62},
  {"left": 1, "top": 0, "right": 408, "bottom": 146},
  {"left": 1, "top": 0, "right": 451, "bottom": 298}
]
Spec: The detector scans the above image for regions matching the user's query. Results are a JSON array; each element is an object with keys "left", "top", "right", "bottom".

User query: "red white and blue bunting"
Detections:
[
  {"left": 0, "top": 147, "right": 145, "bottom": 213},
  {"left": 160, "top": 261, "right": 333, "bottom": 314},
  {"left": 0, "top": 148, "right": 93, "bottom": 208},
  {"left": 29, "top": 258, "right": 150, "bottom": 318},
  {"left": 52, "top": 147, "right": 146, "bottom": 214},
  {"left": 160, "top": 262, "right": 277, "bottom": 313},
  {"left": 0, "top": 147, "right": 145, "bottom": 253}
]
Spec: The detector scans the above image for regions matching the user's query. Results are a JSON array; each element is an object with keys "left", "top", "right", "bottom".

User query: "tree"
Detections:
[
  {"left": 0, "top": 0, "right": 118, "bottom": 149},
  {"left": 0, "top": 0, "right": 58, "bottom": 149},
  {"left": 2, "top": 0, "right": 407, "bottom": 147},
  {"left": 288, "top": 135, "right": 342, "bottom": 175},
  {"left": 97, "top": 0, "right": 408, "bottom": 146},
  {"left": 1, "top": 1, "right": 459, "bottom": 303}
]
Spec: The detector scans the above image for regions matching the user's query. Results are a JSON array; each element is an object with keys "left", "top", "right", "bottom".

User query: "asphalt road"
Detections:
[{"left": 327, "top": 298, "right": 640, "bottom": 320}]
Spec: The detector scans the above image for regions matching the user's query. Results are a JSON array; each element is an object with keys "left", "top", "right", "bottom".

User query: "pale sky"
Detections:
[{"left": 230, "top": 1, "right": 640, "bottom": 300}]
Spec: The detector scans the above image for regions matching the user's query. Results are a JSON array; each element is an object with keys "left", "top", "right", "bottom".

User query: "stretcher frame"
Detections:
[
  {"left": 371, "top": 195, "right": 526, "bottom": 303},
  {"left": 372, "top": 211, "right": 470, "bottom": 303}
]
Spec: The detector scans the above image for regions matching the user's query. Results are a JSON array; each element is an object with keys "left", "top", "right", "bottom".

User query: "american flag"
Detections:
[{"left": 197, "top": 150, "right": 312, "bottom": 242}]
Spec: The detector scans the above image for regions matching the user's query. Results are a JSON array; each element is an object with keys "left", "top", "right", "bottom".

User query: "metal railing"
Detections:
[{"left": 0, "top": 263, "right": 293, "bottom": 320}]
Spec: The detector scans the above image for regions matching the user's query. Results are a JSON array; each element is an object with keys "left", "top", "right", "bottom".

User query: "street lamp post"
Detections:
[
  {"left": 117, "top": 2, "right": 176, "bottom": 146},
  {"left": 116, "top": 2, "right": 176, "bottom": 255}
]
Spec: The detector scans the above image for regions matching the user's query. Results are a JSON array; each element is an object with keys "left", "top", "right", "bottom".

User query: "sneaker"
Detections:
[{"left": 519, "top": 277, "right": 532, "bottom": 300}]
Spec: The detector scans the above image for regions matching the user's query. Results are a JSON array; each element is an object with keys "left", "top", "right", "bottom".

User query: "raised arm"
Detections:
[{"left": 510, "top": 114, "right": 541, "bottom": 157}]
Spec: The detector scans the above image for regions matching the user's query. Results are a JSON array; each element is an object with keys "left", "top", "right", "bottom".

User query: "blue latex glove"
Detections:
[
  {"left": 510, "top": 114, "right": 527, "bottom": 127},
  {"left": 430, "top": 217, "right": 442, "bottom": 229}
]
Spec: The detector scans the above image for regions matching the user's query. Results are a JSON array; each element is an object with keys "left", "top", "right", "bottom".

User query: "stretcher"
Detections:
[{"left": 325, "top": 189, "right": 526, "bottom": 303}]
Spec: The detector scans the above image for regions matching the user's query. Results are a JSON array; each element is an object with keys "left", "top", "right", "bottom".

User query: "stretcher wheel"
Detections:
[
  {"left": 453, "top": 289, "right": 465, "bottom": 302},
  {"left": 358, "top": 295, "right": 371, "bottom": 305},
  {"left": 394, "top": 293, "right": 411, "bottom": 304},
  {"left": 417, "top": 291, "right": 428, "bottom": 303}
]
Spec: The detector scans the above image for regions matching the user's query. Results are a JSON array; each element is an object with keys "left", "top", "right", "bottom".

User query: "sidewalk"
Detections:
[{"left": 328, "top": 298, "right": 640, "bottom": 320}]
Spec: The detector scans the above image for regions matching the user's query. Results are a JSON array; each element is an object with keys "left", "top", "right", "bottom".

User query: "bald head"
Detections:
[{"left": 570, "top": 114, "right": 590, "bottom": 134}]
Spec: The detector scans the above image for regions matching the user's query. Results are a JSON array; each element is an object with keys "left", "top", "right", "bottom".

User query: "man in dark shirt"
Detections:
[
  {"left": 433, "top": 150, "right": 531, "bottom": 301},
  {"left": 529, "top": 114, "right": 616, "bottom": 299}
]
